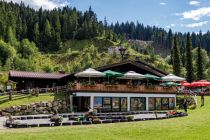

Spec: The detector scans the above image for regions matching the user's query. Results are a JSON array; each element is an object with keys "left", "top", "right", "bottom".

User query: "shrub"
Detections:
[
  {"left": 50, "top": 115, "right": 63, "bottom": 123},
  {"left": 92, "top": 118, "right": 101, "bottom": 124},
  {"left": 126, "top": 115, "right": 134, "bottom": 121}
]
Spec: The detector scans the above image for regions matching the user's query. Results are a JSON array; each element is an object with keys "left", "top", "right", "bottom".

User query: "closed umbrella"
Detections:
[
  {"left": 162, "top": 74, "right": 185, "bottom": 82},
  {"left": 75, "top": 68, "right": 105, "bottom": 83}
]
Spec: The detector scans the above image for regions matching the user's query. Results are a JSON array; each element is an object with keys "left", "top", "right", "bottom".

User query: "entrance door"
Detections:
[{"left": 73, "top": 97, "right": 90, "bottom": 112}]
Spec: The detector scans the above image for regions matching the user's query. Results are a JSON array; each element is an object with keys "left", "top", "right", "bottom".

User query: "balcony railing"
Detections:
[{"left": 70, "top": 83, "right": 177, "bottom": 93}]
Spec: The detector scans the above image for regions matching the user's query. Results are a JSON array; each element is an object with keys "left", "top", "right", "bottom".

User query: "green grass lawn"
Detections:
[
  {"left": 0, "top": 92, "right": 67, "bottom": 109},
  {"left": 0, "top": 96, "right": 209, "bottom": 140}
]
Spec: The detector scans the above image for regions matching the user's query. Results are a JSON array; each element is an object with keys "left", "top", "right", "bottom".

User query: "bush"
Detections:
[
  {"left": 92, "top": 118, "right": 101, "bottom": 124},
  {"left": 126, "top": 115, "right": 134, "bottom": 121},
  {"left": 50, "top": 115, "right": 63, "bottom": 123}
]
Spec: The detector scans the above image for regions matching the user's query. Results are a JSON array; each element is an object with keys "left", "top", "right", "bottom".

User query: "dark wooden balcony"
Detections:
[{"left": 70, "top": 83, "right": 177, "bottom": 94}]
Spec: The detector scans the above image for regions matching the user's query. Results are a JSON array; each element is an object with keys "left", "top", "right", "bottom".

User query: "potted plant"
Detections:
[{"left": 50, "top": 110, "right": 63, "bottom": 126}]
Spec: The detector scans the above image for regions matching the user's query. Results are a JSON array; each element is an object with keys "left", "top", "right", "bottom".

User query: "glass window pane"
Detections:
[
  {"left": 155, "top": 98, "right": 162, "bottom": 110},
  {"left": 112, "top": 97, "right": 120, "bottom": 112},
  {"left": 94, "top": 97, "right": 102, "bottom": 108},
  {"left": 121, "top": 98, "right": 127, "bottom": 112},
  {"left": 130, "top": 97, "right": 146, "bottom": 111},
  {"left": 103, "top": 97, "right": 111, "bottom": 105},
  {"left": 103, "top": 97, "right": 111, "bottom": 112},
  {"left": 162, "top": 98, "right": 169, "bottom": 110},
  {"left": 169, "top": 98, "right": 175, "bottom": 109},
  {"left": 149, "top": 98, "right": 155, "bottom": 110}
]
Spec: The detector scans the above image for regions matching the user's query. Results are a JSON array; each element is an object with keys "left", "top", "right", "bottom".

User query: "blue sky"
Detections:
[{"left": 5, "top": 0, "right": 210, "bottom": 33}]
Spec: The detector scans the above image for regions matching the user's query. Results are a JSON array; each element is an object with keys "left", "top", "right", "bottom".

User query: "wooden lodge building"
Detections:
[{"left": 8, "top": 60, "right": 177, "bottom": 112}]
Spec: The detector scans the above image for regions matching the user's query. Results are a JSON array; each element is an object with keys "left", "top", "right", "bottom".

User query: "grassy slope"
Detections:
[
  {"left": 0, "top": 93, "right": 67, "bottom": 109},
  {"left": 0, "top": 96, "right": 209, "bottom": 140}
]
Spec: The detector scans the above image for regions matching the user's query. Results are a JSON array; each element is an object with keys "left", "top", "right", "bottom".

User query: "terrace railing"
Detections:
[{"left": 70, "top": 83, "right": 177, "bottom": 93}]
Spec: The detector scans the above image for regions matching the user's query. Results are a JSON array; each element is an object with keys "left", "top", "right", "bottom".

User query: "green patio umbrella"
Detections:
[
  {"left": 160, "top": 82, "right": 181, "bottom": 87},
  {"left": 103, "top": 70, "right": 124, "bottom": 83},
  {"left": 144, "top": 74, "right": 161, "bottom": 80},
  {"left": 144, "top": 74, "right": 161, "bottom": 85},
  {"left": 103, "top": 70, "right": 124, "bottom": 77}
]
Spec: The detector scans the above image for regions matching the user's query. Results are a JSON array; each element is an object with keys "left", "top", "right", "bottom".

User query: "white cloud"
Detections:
[
  {"left": 160, "top": 2, "right": 167, "bottom": 6},
  {"left": 166, "top": 24, "right": 175, "bottom": 28},
  {"left": 181, "top": 21, "right": 208, "bottom": 28},
  {"left": 189, "top": 1, "right": 200, "bottom": 6},
  {"left": 180, "top": 7, "right": 210, "bottom": 20},
  {"left": 4, "top": 0, "right": 69, "bottom": 10}
]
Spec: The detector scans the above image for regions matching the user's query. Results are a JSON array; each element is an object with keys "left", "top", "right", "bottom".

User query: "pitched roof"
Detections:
[
  {"left": 65, "top": 60, "right": 167, "bottom": 79},
  {"left": 96, "top": 60, "right": 167, "bottom": 77},
  {"left": 9, "top": 71, "right": 68, "bottom": 80}
]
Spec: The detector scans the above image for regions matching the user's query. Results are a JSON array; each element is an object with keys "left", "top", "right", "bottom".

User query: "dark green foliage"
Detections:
[
  {"left": 172, "top": 35, "right": 181, "bottom": 76},
  {"left": 0, "top": 2, "right": 116, "bottom": 52},
  {"left": 186, "top": 33, "right": 194, "bottom": 82},
  {"left": 197, "top": 35, "right": 204, "bottom": 80},
  {"left": 18, "top": 39, "right": 38, "bottom": 58},
  {"left": 0, "top": 40, "right": 16, "bottom": 66}
]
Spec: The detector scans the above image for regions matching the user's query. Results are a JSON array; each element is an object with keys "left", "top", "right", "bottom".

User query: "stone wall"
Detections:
[{"left": 0, "top": 99, "right": 70, "bottom": 116}]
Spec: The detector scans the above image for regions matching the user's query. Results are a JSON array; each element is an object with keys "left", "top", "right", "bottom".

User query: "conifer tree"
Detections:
[
  {"left": 197, "top": 33, "right": 204, "bottom": 80},
  {"left": 186, "top": 32, "right": 194, "bottom": 82},
  {"left": 172, "top": 34, "right": 181, "bottom": 76},
  {"left": 42, "top": 19, "right": 52, "bottom": 51},
  {"left": 32, "top": 22, "right": 40, "bottom": 46}
]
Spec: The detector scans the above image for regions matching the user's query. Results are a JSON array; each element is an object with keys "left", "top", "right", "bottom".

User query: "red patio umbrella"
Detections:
[
  {"left": 190, "top": 80, "right": 210, "bottom": 107},
  {"left": 191, "top": 80, "right": 210, "bottom": 87},
  {"left": 181, "top": 81, "right": 191, "bottom": 87}
]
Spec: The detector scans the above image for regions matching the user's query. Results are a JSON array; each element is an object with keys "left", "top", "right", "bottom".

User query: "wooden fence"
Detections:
[{"left": 0, "top": 85, "right": 69, "bottom": 101}]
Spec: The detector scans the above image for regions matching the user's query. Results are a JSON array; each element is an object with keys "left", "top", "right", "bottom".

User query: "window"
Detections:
[
  {"left": 112, "top": 98, "right": 120, "bottom": 112},
  {"left": 121, "top": 97, "right": 127, "bottom": 112},
  {"left": 130, "top": 97, "right": 146, "bottom": 111},
  {"left": 169, "top": 98, "right": 175, "bottom": 109},
  {"left": 155, "top": 98, "right": 161, "bottom": 110},
  {"left": 161, "top": 98, "right": 169, "bottom": 110},
  {"left": 103, "top": 97, "right": 111, "bottom": 112},
  {"left": 148, "top": 98, "right": 155, "bottom": 110},
  {"left": 94, "top": 97, "right": 102, "bottom": 109}
]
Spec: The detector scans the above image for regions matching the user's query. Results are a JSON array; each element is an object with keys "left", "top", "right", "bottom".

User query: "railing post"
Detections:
[
  {"left": 146, "top": 97, "right": 149, "bottom": 111},
  {"left": 9, "top": 91, "right": 12, "bottom": 100},
  {"left": 56, "top": 86, "right": 59, "bottom": 94},
  {"left": 90, "top": 96, "right": 94, "bottom": 110},
  {"left": 36, "top": 87, "right": 39, "bottom": 97},
  {"left": 127, "top": 97, "right": 130, "bottom": 112},
  {"left": 69, "top": 94, "right": 73, "bottom": 112}
]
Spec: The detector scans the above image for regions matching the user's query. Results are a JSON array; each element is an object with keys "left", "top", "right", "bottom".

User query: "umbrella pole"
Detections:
[{"left": 201, "top": 87, "right": 204, "bottom": 107}]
